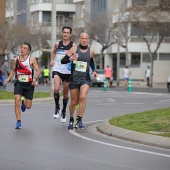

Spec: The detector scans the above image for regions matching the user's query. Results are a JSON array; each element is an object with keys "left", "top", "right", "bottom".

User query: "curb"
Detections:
[{"left": 97, "top": 120, "right": 170, "bottom": 149}]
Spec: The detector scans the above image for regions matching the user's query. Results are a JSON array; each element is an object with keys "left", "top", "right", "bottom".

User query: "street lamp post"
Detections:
[{"left": 50, "top": 0, "right": 57, "bottom": 96}]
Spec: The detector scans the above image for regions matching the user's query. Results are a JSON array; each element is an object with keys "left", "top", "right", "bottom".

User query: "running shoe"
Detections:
[
  {"left": 74, "top": 120, "right": 84, "bottom": 130},
  {"left": 60, "top": 110, "right": 66, "bottom": 123},
  {"left": 68, "top": 119, "right": 74, "bottom": 130},
  {"left": 21, "top": 97, "right": 26, "bottom": 112},
  {"left": 77, "top": 120, "right": 84, "bottom": 130},
  {"left": 53, "top": 107, "right": 60, "bottom": 119},
  {"left": 15, "top": 121, "right": 22, "bottom": 129}
]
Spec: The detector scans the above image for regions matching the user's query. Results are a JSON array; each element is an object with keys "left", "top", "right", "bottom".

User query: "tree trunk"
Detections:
[
  {"left": 125, "top": 47, "right": 129, "bottom": 66},
  {"left": 150, "top": 53, "right": 154, "bottom": 87},
  {"left": 100, "top": 51, "right": 104, "bottom": 69}
]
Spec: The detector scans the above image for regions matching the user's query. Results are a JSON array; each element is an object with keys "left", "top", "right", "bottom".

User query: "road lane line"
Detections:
[
  {"left": 69, "top": 120, "right": 170, "bottom": 158},
  {"left": 108, "top": 98, "right": 116, "bottom": 102},
  {"left": 158, "top": 99, "right": 170, "bottom": 102},
  {"left": 125, "top": 103, "right": 144, "bottom": 105},
  {"left": 70, "top": 130, "right": 170, "bottom": 158}
]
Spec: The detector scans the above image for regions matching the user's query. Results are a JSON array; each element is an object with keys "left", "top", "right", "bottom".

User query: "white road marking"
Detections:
[
  {"left": 70, "top": 130, "right": 170, "bottom": 158},
  {"left": 125, "top": 103, "right": 144, "bottom": 105},
  {"left": 97, "top": 103, "right": 117, "bottom": 106},
  {"left": 158, "top": 99, "right": 170, "bottom": 102},
  {"left": 69, "top": 120, "right": 170, "bottom": 158},
  {"left": 108, "top": 98, "right": 116, "bottom": 102}
]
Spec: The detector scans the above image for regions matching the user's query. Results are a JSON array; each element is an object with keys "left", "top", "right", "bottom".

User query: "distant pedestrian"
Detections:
[
  {"left": 104, "top": 65, "right": 113, "bottom": 87},
  {"left": 145, "top": 66, "right": 150, "bottom": 86},
  {"left": 123, "top": 66, "right": 131, "bottom": 87},
  {"left": 0, "top": 67, "right": 3, "bottom": 86},
  {"left": 1, "top": 61, "right": 9, "bottom": 88},
  {"left": 43, "top": 66, "right": 50, "bottom": 85}
]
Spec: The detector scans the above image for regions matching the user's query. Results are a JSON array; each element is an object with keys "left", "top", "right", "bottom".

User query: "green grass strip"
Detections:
[
  {"left": 0, "top": 90, "right": 50, "bottom": 99},
  {"left": 109, "top": 108, "right": 170, "bottom": 137}
]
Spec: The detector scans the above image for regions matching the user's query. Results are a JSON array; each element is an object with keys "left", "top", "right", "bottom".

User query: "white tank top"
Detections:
[
  {"left": 123, "top": 68, "right": 130, "bottom": 78},
  {"left": 53, "top": 41, "right": 73, "bottom": 74}
]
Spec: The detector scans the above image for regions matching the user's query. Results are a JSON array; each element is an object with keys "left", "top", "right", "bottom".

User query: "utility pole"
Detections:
[
  {"left": 50, "top": 0, "right": 56, "bottom": 96},
  {"left": 8, "top": 0, "right": 12, "bottom": 72}
]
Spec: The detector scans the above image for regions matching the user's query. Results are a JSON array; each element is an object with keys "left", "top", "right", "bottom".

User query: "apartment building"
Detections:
[
  {"left": 74, "top": 0, "right": 170, "bottom": 83},
  {"left": 5, "top": 0, "right": 76, "bottom": 57}
]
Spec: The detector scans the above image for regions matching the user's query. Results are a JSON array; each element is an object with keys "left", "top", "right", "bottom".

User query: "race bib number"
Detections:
[
  {"left": 58, "top": 54, "right": 65, "bottom": 62},
  {"left": 57, "top": 50, "right": 66, "bottom": 63},
  {"left": 75, "top": 61, "right": 87, "bottom": 72},
  {"left": 18, "top": 75, "right": 29, "bottom": 82}
]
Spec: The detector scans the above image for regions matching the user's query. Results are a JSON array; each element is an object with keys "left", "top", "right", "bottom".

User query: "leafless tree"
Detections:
[
  {"left": 128, "top": 2, "right": 170, "bottom": 87},
  {"left": 115, "top": 5, "right": 140, "bottom": 66},
  {"left": 84, "top": 12, "right": 117, "bottom": 69},
  {"left": 0, "top": 23, "right": 9, "bottom": 55}
]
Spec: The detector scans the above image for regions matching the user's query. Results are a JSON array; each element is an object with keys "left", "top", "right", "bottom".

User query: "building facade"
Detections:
[
  {"left": 73, "top": 0, "right": 170, "bottom": 83},
  {"left": 5, "top": 0, "right": 76, "bottom": 57}
]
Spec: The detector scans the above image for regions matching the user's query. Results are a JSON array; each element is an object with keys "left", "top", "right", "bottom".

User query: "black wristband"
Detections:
[{"left": 61, "top": 54, "right": 70, "bottom": 64}]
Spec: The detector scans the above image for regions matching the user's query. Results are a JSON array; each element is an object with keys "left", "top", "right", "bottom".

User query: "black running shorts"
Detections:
[
  {"left": 14, "top": 81, "right": 34, "bottom": 100},
  {"left": 69, "top": 80, "right": 91, "bottom": 90},
  {"left": 52, "top": 71, "right": 71, "bottom": 82}
]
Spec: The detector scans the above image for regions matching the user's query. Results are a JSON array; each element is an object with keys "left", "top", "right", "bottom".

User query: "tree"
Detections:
[
  {"left": 128, "top": 2, "right": 170, "bottom": 87},
  {"left": 84, "top": 13, "right": 117, "bottom": 69},
  {"left": 0, "top": 23, "right": 9, "bottom": 55},
  {"left": 0, "top": 23, "right": 50, "bottom": 70},
  {"left": 115, "top": 5, "right": 140, "bottom": 66}
]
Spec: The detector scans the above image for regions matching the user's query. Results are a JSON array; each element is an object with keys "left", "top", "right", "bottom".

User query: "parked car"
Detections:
[
  {"left": 90, "top": 69, "right": 113, "bottom": 87},
  {"left": 167, "top": 75, "right": 170, "bottom": 92}
]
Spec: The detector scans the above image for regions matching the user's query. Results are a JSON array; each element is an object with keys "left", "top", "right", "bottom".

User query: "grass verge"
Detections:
[
  {"left": 109, "top": 108, "right": 170, "bottom": 138},
  {"left": 0, "top": 90, "right": 51, "bottom": 99}
]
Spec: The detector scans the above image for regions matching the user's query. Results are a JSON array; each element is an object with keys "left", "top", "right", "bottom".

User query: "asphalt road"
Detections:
[{"left": 0, "top": 84, "right": 170, "bottom": 170}]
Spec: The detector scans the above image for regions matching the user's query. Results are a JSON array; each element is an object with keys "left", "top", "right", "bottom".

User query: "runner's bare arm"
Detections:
[
  {"left": 90, "top": 49, "right": 97, "bottom": 78},
  {"left": 50, "top": 42, "right": 58, "bottom": 67},
  {"left": 31, "top": 57, "right": 41, "bottom": 85},
  {"left": 90, "top": 49, "right": 95, "bottom": 58}
]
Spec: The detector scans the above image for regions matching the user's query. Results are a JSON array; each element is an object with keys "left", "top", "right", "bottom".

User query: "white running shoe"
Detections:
[
  {"left": 60, "top": 110, "right": 66, "bottom": 123},
  {"left": 53, "top": 108, "right": 61, "bottom": 119}
]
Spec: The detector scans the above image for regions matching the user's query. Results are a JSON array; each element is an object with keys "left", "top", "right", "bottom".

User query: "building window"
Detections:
[
  {"left": 120, "top": 55, "right": 126, "bottom": 66},
  {"left": 17, "top": 0, "right": 26, "bottom": 12},
  {"left": 32, "top": 0, "right": 38, "bottom": 3},
  {"left": 131, "top": 54, "right": 141, "bottom": 65},
  {"left": 159, "top": 53, "right": 170, "bottom": 61},
  {"left": 65, "top": 0, "right": 73, "bottom": 3},
  {"left": 91, "top": 0, "right": 107, "bottom": 17},
  {"left": 57, "top": 15, "right": 65, "bottom": 27},
  {"left": 43, "top": 11, "right": 51, "bottom": 23},
  {"left": 142, "top": 53, "right": 150, "bottom": 62},
  {"left": 17, "top": 13, "right": 26, "bottom": 25}
]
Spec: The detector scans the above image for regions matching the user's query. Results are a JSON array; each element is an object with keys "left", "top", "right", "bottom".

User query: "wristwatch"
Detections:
[{"left": 34, "top": 77, "right": 37, "bottom": 81}]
